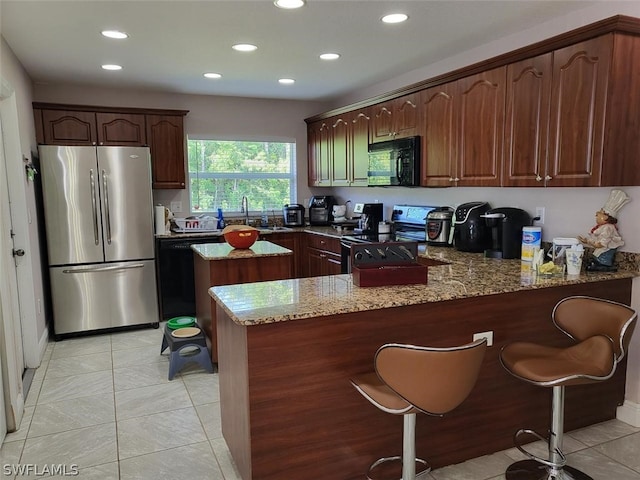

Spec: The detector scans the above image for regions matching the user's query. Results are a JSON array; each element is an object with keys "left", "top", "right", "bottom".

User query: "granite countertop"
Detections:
[
  {"left": 192, "top": 240, "right": 292, "bottom": 260},
  {"left": 210, "top": 245, "right": 637, "bottom": 326},
  {"left": 155, "top": 224, "right": 354, "bottom": 239}
]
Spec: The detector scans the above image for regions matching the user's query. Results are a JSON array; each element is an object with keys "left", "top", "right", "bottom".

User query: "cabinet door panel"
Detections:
[
  {"left": 331, "top": 117, "right": 350, "bottom": 186},
  {"left": 317, "top": 122, "right": 332, "bottom": 186},
  {"left": 457, "top": 68, "right": 505, "bottom": 186},
  {"left": 503, "top": 53, "right": 552, "bottom": 186},
  {"left": 41, "top": 110, "right": 97, "bottom": 145},
  {"left": 548, "top": 37, "right": 610, "bottom": 186},
  {"left": 307, "top": 122, "right": 320, "bottom": 186},
  {"left": 394, "top": 94, "right": 419, "bottom": 138},
  {"left": 370, "top": 104, "right": 393, "bottom": 142},
  {"left": 421, "top": 84, "right": 457, "bottom": 187},
  {"left": 350, "top": 111, "right": 371, "bottom": 186},
  {"left": 146, "top": 114, "right": 186, "bottom": 189},
  {"left": 97, "top": 113, "right": 146, "bottom": 146}
]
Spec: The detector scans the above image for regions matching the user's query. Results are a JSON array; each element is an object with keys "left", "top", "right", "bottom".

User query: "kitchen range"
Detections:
[{"left": 340, "top": 204, "right": 439, "bottom": 273}]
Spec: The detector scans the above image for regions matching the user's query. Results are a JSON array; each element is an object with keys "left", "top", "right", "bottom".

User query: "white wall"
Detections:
[{"left": 0, "top": 37, "right": 48, "bottom": 362}]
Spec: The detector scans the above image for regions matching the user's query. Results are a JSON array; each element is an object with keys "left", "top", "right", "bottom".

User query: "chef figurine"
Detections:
[{"left": 578, "top": 189, "right": 630, "bottom": 272}]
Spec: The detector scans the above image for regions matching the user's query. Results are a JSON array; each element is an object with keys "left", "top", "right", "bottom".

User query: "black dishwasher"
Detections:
[{"left": 156, "top": 236, "right": 221, "bottom": 320}]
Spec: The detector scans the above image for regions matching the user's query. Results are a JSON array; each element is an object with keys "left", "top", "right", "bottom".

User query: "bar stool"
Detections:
[
  {"left": 351, "top": 338, "right": 487, "bottom": 480},
  {"left": 500, "top": 296, "right": 637, "bottom": 480}
]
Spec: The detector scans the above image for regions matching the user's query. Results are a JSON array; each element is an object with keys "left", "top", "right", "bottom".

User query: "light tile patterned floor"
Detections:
[{"left": 1, "top": 325, "right": 640, "bottom": 479}]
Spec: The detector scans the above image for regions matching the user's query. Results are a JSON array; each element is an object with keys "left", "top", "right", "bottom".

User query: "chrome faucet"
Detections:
[{"left": 241, "top": 196, "right": 249, "bottom": 225}]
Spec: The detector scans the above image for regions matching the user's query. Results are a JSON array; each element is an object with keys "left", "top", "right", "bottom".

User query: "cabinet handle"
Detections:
[
  {"left": 535, "top": 175, "right": 542, "bottom": 182},
  {"left": 454, "top": 177, "right": 460, "bottom": 182},
  {"left": 449, "top": 177, "right": 455, "bottom": 182},
  {"left": 545, "top": 175, "right": 552, "bottom": 181}
]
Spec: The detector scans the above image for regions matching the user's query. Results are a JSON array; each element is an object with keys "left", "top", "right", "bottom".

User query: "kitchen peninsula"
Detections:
[
  {"left": 210, "top": 249, "right": 636, "bottom": 480},
  {"left": 192, "top": 240, "right": 293, "bottom": 362}
]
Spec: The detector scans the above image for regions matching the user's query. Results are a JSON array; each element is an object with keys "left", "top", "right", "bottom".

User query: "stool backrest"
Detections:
[
  {"left": 374, "top": 338, "right": 487, "bottom": 416},
  {"left": 553, "top": 296, "right": 637, "bottom": 362}
]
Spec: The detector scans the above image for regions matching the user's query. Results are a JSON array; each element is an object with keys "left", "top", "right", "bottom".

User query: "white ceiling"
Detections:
[{"left": 1, "top": 0, "right": 602, "bottom": 102}]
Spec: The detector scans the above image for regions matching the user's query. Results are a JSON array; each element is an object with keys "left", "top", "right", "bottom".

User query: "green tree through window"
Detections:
[{"left": 188, "top": 139, "right": 296, "bottom": 213}]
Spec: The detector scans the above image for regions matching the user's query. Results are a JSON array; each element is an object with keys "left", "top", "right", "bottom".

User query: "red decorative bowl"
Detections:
[{"left": 222, "top": 225, "right": 259, "bottom": 249}]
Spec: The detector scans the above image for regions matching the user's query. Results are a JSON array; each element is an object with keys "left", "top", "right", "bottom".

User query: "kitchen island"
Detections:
[
  {"left": 192, "top": 240, "right": 293, "bottom": 362},
  {"left": 209, "top": 247, "right": 636, "bottom": 480}
]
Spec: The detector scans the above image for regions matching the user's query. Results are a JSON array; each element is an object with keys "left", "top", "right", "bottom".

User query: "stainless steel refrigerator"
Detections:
[{"left": 39, "top": 145, "right": 159, "bottom": 335}]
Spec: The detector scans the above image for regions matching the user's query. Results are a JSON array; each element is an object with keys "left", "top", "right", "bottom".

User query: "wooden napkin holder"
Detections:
[{"left": 351, "top": 242, "right": 428, "bottom": 287}]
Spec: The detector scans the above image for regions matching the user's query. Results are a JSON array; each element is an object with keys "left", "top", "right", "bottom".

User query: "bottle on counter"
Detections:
[{"left": 217, "top": 208, "right": 225, "bottom": 229}]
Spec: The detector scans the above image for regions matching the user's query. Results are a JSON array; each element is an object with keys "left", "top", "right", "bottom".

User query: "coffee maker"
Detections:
[
  {"left": 482, "top": 207, "right": 532, "bottom": 259},
  {"left": 354, "top": 203, "right": 384, "bottom": 235},
  {"left": 309, "top": 196, "right": 336, "bottom": 226}
]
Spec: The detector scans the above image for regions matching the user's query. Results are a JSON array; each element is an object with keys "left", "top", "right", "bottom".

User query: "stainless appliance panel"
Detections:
[
  {"left": 49, "top": 260, "right": 158, "bottom": 334},
  {"left": 40, "top": 145, "right": 105, "bottom": 265},
  {"left": 97, "top": 147, "right": 155, "bottom": 262}
]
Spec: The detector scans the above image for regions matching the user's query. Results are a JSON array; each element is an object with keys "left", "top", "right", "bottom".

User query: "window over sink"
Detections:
[{"left": 187, "top": 138, "right": 297, "bottom": 213}]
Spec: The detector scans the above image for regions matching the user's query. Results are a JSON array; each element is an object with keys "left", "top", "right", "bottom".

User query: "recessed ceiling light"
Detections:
[
  {"left": 232, "top": 43, "right": 258, "bottom": 52},
  {"left": 274, "top": 0, "right": 305, "bottom": 9},
  {"left": 101, "top": 64, "right": 122, "bottom": 71},
  {"left": 101, "top": 30, "right": 128, "bottom": 39},
  {"left": 279, "top": 78, "right": 295, "bottom": 85},
  {"left": 320, "top": 53, "right": 341, "bottom": 61},
  {"left": 381, "top": 13, "right": 408, "bottom": 24},
  {"left": 204, "top": 73, "right": 222, "bottom": 79}
]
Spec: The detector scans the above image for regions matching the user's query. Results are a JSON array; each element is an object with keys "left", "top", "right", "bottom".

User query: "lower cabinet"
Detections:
[
  {"left": 263, "top": 232, "right": 301, "bottom": 277},
  {"left": 303, "top": 233, "right": 342, "bottom": 277}
]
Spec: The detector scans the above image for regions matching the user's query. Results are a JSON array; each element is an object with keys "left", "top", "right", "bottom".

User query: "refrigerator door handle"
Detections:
[
  {"left": 102, "top": 169, "right": 112, "bottom": 245},
  {"left": 90, "top": 169, "right": 100, "bottom": 245},
  {"left": 62, "top": 263, "right": 145, "bottom": 274}
]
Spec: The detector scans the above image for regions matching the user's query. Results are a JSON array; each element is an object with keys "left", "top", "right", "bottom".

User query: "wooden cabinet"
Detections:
[
  {"left": 330, "top": 109, "right": 370, "bottom": 187},
  {"left": 39, "top": 109, "right": 98, "bottom": 145},
  {"left": 34, "top": 103, "right": 188, "bottom": 190},
  {"left": 146, "top": 114, "right": 186, "bottom": 189},
  {"left": 456, "top": 67, "right": 505, "bottom": 187},
  {"left": 370, "top": 93, "right": 419, "bottom": 143},
  {"left": 307, "top": 120, "right": 331, "bottom": 187},
  {"left": 420, "top": 82, "right": 457, "bottom": 187},
  {"left": 503, "top": 53, "right": 553, "bottom": 186},
  {"left": 547, "top": 37, "right": 610, "bottom": 187},
  {"left": 420, "top": 68, "right": 505, "bottom": 187},
  {"left": 303, "top": 233, "right": 342, "bottom": 277},
  {"left": 265, "top": 232, "right": 300, "bottom": 277},
  {"left": 96, "top": 112, "right": 146, "bottom": 146}
]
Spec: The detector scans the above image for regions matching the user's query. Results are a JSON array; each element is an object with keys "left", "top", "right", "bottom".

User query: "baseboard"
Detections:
[{"left": 617, "top": 400, "right": 640, "bottom": 427}]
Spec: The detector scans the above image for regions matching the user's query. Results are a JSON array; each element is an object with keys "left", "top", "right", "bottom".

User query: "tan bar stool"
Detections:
[
  {"left": 351, "top": 338, "right": 487, "bottom": 480},
  {"left": 500, "top": 296, "right": 637, "bottom": 480}
]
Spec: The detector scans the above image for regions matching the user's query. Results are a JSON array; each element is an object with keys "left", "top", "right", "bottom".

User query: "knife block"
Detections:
[{"left": 351, "top": 242, "right": 428, "bottom": 287}]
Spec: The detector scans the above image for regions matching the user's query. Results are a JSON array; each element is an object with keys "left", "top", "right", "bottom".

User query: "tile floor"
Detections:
[{"left": 1, "top": 325, "right": 640, "bottom": 479}]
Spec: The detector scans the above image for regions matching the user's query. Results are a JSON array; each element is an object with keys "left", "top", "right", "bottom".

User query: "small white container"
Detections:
[
  {"left": 551, "top": 237, "right": 580, "bottom": 265},
  {"left": 378, "top": 221, "right": 391, "bottom": 234}
]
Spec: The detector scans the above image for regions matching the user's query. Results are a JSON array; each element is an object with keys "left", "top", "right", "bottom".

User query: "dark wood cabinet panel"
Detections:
[
  {"left": 370, "top": 94, "right": 419, "bottom": 143},
  {"left": 420, "top": 83, "right": 457, "bottom": 187},
  {"left": 303, "top": 233, "right": 342, "bottom": 277},
  {"left": 547, "top": 36, "right": 610, "bottom": 187},
  {"left": 96, "top": 112, "right": 146, "bottom": 146},
  {"left": 40, "top": 109, "right": 97, "bottom": 145},
  {"left": 503, "top": 53, "right": 553, "bottom": 186},
  {"left": 146, "top": 114, "right": 186, "bottom": 189},
  {"left": 329, "top": 110, "right": 370, "bottom": 187},
  {"left": 265, "top": 233, "right": 300, "bottom": 278},
  {"left": 456, "top": 67, "right": 506, "bottom": 187},
  {"left": 331, "top": 116, "right": 350, "bottom": 186},
  {"left": 307, "top": 120, "right": 331, "bottom": 187},
  {"left": 350, "top": 110, "right": 371, "bottom": 186}
]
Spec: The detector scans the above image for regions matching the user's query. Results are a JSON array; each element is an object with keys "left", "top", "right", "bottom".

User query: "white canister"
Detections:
[
  {"left": 521, "top": 226, "right": 542, "bottom": 262},
  {"left": 378, "top": 221, "right": 391, "bottom": 234},
  {"left": 551, "top": 237, "right": 580, "bottom": 265}
]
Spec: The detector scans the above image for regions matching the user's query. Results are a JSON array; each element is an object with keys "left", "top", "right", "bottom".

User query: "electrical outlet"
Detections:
[
  {"left": 170, "top": 201, "right": 182, "bottom": 213},
  {"left": 535, "top": 207, "right": 545, "bottom": 225},
  {"left": 473, "top": 331, "right": 494, "bottom": 347}
]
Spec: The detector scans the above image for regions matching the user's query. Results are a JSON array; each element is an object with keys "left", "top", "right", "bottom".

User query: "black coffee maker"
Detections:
[
  {"left": 354, "top": 203, "right": 384, "bottom": 235},
  {"left": 482, "top": 207, "right": 532, "bottom": 259}
]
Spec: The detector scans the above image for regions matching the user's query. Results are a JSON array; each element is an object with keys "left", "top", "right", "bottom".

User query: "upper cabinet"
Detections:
[
  {"left": 307, "top": 119, "right": 331, "bottom": 187},
  {"left": 146, "top": 114, "right": 186, "bottom": 189},
  {"left": 331, "top": 110, "right": 370, "bottom": 187},
  {"left": 370, "top": 93, "right": 419, "bottom": 143},
  {"left": 455, "top": 68, "right": 506, "bottom": 187},
  {"left": 34, "top": 104, "right": 189, "bottom": 189}
]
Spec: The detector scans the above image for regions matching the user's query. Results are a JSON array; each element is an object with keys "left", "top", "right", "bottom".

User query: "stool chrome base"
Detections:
[
  {"left": 506, "top": 459, "right": 594, "bottom": 480},
  {"left": 367, "top": 455, "right": 430, "bottom": 480}
]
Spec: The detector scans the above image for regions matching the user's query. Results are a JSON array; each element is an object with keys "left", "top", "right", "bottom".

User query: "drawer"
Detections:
[{"left": 306, "top": 233, "right": 341, "bottom": 254}]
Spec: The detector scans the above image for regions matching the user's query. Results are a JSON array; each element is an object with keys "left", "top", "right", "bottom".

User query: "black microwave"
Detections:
[{"left": 367, "top": 136, "right": 421, "bottom": 187}]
